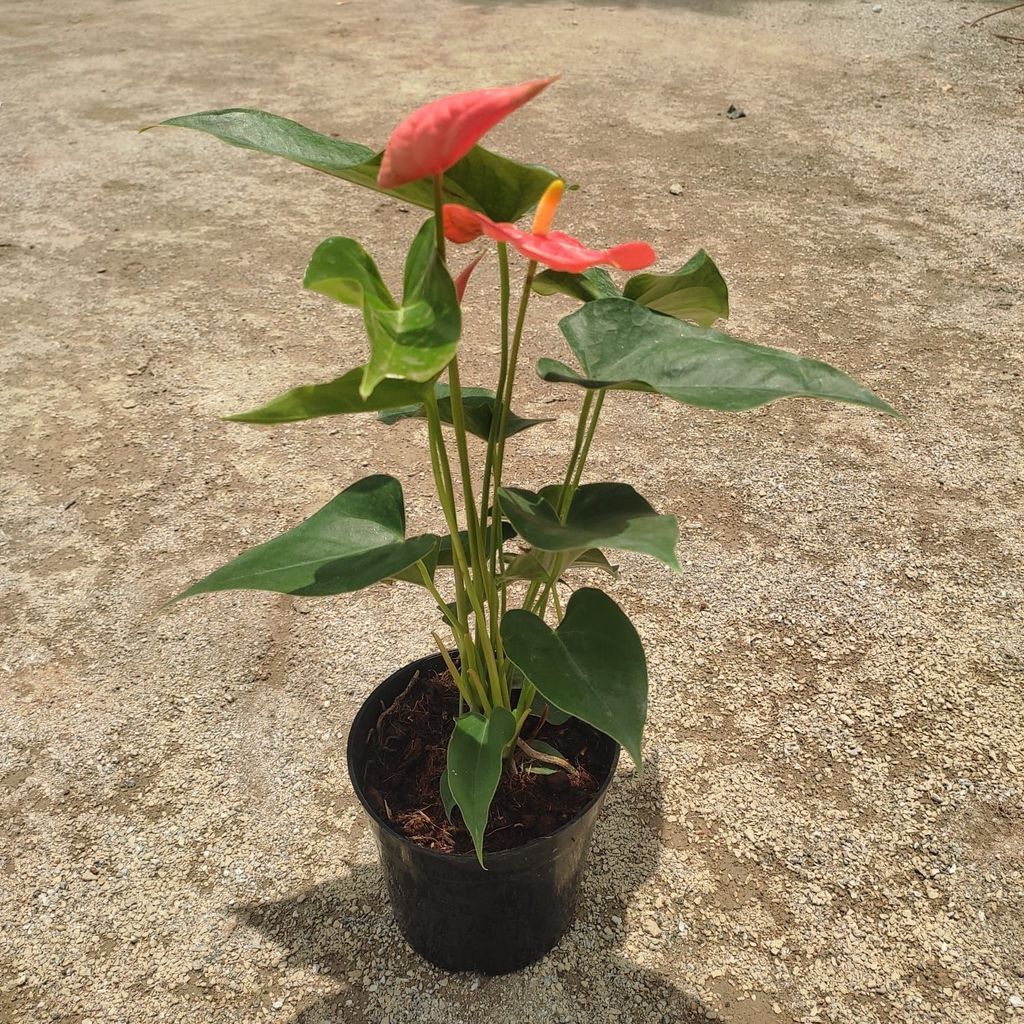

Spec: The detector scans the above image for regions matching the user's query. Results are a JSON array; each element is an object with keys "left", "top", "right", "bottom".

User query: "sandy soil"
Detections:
[{"left": 2, "top": 0, "right": 1023, "bottom": 1022}]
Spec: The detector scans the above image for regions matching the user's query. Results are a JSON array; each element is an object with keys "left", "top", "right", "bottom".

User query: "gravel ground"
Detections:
[{"left": 2, "top": 0, "right": 1022, "bottom": 1022}]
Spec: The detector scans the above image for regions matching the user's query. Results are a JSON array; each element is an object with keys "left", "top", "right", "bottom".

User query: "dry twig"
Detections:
[{"left": 967, "top": 1, "right": 1024, "bottom": 27}]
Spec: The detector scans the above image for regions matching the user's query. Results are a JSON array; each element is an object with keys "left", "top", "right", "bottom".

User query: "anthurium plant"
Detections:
[{"left": 152, "top": 76, "right": 895, "bottom": 864}]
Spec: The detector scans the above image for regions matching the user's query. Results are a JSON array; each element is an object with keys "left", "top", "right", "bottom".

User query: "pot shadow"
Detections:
[{"left": 235, "top": 755, "right": 714, "bottom": 1023}]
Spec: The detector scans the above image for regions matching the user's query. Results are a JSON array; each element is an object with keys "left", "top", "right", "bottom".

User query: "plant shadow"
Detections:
[{"left": 237, "top": 756, "right": 714, "bottom": 1022}]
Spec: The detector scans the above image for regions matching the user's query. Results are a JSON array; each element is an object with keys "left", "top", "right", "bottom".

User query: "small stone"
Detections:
[
  {"left": 81, "top": 870, "right": 98, "bottom": 881},
  {"left": 1008, "top": 995, "right": 1024, "bottom": 1009},
  {"left": 872, "top": 3, "right": 882, "bottom": 10},
  {"left": 669, "top": 183, "right": 684, "bottom": 196},
  {"left": 642, "top": 917, "right": 662, "bottom": 938},
  {"left": 725, "top": 104, "right": 746, "bottom": 119}
]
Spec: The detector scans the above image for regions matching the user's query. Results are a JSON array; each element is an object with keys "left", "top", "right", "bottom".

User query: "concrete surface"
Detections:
[{"left": 2, "top": 0, "right": 1022, "bottom": 1022}]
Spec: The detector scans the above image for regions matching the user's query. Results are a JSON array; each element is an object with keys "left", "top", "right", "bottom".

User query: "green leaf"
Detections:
[
  {"left": 623, "top": 249, "right": 729, "bottom": 326},
  {"left": 149, "top": 108, "right": 558, "bottom": 222},
  {"left": 447, "top": 707, "right": 517, "bottom": 866},
  {"left": 544, "top": 298, "right": 898, "bottom": 416},
  {"left": 386, "top": 547, "right": 439, "bottom": 587},
  {"left": 529, "top": 692, "right": 571, "bottom": 726},
  {"left": 439, "top": 769, "right": 456, "bottom": 823},
  {"left": 532, "top": 267, "right": 621, "bottom": 302},
  {"left": 173, "top": 475, "right": 437, "bottom": 601},
  {"left": 501, "top": 588, "right": 647, "bottom": 767},
  {"left": 498, "top": 483, "right": 680, "bottom": 572},
  {"left": 378, "top": 383, "right": 550, "bottom": 441},
  {"left": 226, "top": 366, "right": 429, "bottom": 424},
  {"left": 298, "top": 236, "right": 396, "bottom": 308},
  {"left": 502, "top": 546, "right": 619, "bottom": 582},
  {"left": 304, "top": 222, "right": 462, "bottom": 398},
  {"left": 437, "top": 522, "right": 516, "bottom": 568}
]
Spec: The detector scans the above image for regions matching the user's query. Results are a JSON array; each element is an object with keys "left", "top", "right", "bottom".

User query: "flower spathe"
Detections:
[
  {"left": 442, "top": 180, "right": 656, "bottom": 274},
  {"left": 377, "top": 76, "right": 558, "bottom": 190}
]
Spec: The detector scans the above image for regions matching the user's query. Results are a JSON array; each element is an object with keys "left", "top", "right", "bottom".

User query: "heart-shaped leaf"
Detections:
[
  {"left": 502, "top": 546, "right": 618, "bottom": 582},
  {"left": 501, "top": 588, "right": 647, "bottom": 767},
  {"left": 541, "top": 298, "right": 898, "bottom": 416},
  {"left": 173, "top": 475, "right": 437, "bottom": 601},
  {"left": 437, "top": 522, "right": 516, "bottom": 568},
  {"left": 149, "top": 108, "right": 558, "bottom": 222},
  {"left": 447, "top": 707, "right": 517, "bottom": 866},
  {"left": 623, "top": 248, "right": 729, "bottom": 326},
  {"left": 305, "top": 221, "right": 461, "bottom": 398},
  {"left": 532, "top": 267, "right": 620, "bottom": 303},
  {"left": 498, "top": 483, "right": 680, "bottom": 571},
  {"left": 378, "top": 383, "right": 550, "bottom": 441},
  {"left": 529, "top": 692, "right": 571, "bottom": 726},
  {"left": 225, "top": 366, "right": 429, "bottom": 424}
]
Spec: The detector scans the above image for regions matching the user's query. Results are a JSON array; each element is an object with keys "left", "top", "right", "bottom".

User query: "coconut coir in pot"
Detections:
[{"left": 360, "top": 667, "right": 612, "bottom": 855}]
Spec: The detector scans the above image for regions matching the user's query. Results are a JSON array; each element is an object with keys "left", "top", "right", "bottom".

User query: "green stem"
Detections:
[
  {"left": 513, "top": 681, "right": 537, "bottom": 732},
  {"left": 487, "top": 260, "right": 538, "bottom": 621},
  {"left": 429, "top": 173, "right": 510, "bottom": 707},
  {"left": 492, "top": 260, "right": 538, "bottom": 507},
  {"left": 423, "top": 394, "right": 474, "bottom": 670},
  {"left": 480, "top": 245, "right": 511, "bottom": 539},
  {"left": 566, "top": 388, "right": 605, "bottom": 507},
  {"left": 416, "top": 559, "right": 458, "bottom": 629},
  {"left": 480, "top": 243, "right": 512, "bottom": 627},
  {"left": 556, "top": 390, "right": 595, "bottom": 520},
  {"left": 551, "top": 582, "right": 564, "bottom": 621},
  {"left": 425, "top": 390, "right": 504, "bottom": 708},
  {"left": 432, "top": 175, "right": 446, "bottom": 262},
  {"left": 446, "top": 359, "right": 488, "bottom": 601},
  {"left": 526, "top": 389, "right": 606, "bottom": 615}
]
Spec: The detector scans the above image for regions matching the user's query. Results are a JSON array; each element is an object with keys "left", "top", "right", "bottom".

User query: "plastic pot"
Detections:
[{"left": 346, "top": 651, "right": 620, "bottom": 975}]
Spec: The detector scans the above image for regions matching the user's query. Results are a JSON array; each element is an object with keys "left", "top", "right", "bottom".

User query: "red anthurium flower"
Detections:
[
  {"left": 377, "top": 76, "right": 558, "bottom": 189},
  {"left": 443, "top": 180, "right": 656, "bottom": 274}
]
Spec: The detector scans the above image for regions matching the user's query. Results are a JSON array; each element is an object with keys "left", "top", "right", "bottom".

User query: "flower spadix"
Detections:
[
  {"left": 377, "top": 76, "right": 558, "bottom": 189},
  {"left": 443, "top": 179, "right": 656, "bottom": 274}
]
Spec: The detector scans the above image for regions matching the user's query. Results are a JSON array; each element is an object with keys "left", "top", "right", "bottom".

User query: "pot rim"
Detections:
[{"left": 347, "top": 649, "right": 621, "bottom": 868}]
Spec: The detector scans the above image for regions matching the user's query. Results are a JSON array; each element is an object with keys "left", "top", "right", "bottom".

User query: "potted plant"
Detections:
[{"left": 149, "top": 76, "right": 896, "bottom": 974}]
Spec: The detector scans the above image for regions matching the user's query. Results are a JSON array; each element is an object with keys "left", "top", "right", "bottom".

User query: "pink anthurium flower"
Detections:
[
  {"left": 443, "top": 179, "right": 656, "bottom": 274},
  {"left": 378, "top": 76, "right": 559, "bottom": 189}
]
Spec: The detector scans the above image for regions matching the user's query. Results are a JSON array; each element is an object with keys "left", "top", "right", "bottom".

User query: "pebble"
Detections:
[
  {"left": 669, "top": 183, "right": 684, "bottom": 196},
  {"left": 872, "top": 3, "right": 882, "bottom": 10}
]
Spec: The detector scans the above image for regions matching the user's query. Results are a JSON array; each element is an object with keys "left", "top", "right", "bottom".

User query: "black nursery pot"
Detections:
[{"left": 346, "top": 651, "right": 620, "bottom": 975}]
